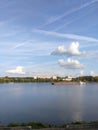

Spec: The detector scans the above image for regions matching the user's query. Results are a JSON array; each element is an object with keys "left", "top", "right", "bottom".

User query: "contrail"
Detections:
[
  {"left": 11, "top": 40, "right": 34, "bottom": 50},
  {"left": 41, "top": 0, "right": 98, "bottom": 27},
  {"left": 33, "top": 29, "right": 98, "bottom": 42},
  {"left": 53, "top": 9, "right": 92, "bottom": 31}
]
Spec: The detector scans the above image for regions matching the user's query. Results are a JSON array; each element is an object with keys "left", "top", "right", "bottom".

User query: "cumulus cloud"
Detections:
[
  {"left": 51, "top": 45, "right": 66, "bottom": 55},
  {"left": 58, "top": 58, "right": 84, "bottom": 69},
  {"left": 6, "top": 66, "right": 25, "bottom": 74},
  {"left": 90, "top": 70, "right": 95, "bottom": 76},
  {"left": 51, "top": 42, "right": 85, "bottom": 56}
]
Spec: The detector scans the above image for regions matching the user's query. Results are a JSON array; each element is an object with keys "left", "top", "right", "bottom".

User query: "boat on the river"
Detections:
[{"left": 51, "top": 81, "right": 86, "bottom": 85}]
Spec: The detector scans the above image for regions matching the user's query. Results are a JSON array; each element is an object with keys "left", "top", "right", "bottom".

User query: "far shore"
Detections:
[{"left": 0, "top": 75, "right": 98, "bottom": 83}]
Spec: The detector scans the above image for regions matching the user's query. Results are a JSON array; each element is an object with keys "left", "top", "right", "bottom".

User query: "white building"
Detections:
[
  {"left": 52, "top": 76, "right": 57, "bottom": 80},
  {"left": 64, "top": 76, "right": 72, "bottom": 81}
]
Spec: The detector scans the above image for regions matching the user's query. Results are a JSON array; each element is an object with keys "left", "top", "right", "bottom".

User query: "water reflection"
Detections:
[
  {"left": 52, "top": 85, "right": 85, "bottom": 122},
  {"left": 0, "top": 83, "right": 98, "bottom": 125}
]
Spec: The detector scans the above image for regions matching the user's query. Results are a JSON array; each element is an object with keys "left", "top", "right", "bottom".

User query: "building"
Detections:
[{"left": 63, "top": 76, "right": 72, "bottom": 81}]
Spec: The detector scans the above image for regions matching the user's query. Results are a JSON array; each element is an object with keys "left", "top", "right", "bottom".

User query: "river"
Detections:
[{"left": 0, "top": 82, "right": 98, "bottom": 125}]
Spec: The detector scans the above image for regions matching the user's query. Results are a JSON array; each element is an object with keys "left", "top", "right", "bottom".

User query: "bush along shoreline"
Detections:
[{"left": 0, "top": 121, "right": 97, "bottom": 129}]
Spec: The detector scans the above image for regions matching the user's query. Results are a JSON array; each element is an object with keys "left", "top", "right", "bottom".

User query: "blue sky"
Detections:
[{"left": 0, "top": 0, "right": 98, "bottom": 77}]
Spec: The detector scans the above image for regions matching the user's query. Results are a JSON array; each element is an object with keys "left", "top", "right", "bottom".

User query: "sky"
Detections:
[{"left": 0, "top": 0, "right": 98, "bottom": 77}]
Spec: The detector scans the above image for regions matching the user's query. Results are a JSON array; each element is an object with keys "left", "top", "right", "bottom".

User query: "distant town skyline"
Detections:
[{"left": 0, "top": 0, "right": 98, "bottom": 77}]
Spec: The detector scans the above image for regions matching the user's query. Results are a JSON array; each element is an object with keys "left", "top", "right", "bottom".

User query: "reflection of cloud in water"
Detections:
[
  {"left": 72, "top": 111, "right": 83, "bottom": 121},
  {"left": 55, "top": 86, "right": 85, "bottom": 122},
  {"left": 71, "top": 86, "right": 85, "bottom": 122}
]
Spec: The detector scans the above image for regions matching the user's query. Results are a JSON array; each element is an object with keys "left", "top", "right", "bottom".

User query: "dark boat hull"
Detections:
[{"left": 51, "top": 81, "right": 83, "bottom": 85}]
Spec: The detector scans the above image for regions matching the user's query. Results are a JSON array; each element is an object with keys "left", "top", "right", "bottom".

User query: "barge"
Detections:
[{"left": 51, "top": 81, "right": 86, "bottom": 85}]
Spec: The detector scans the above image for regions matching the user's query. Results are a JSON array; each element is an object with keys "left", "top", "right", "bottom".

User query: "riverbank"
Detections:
[
  {"left": 1, "top": 121, "right": 98, "bottom": 129},
  {"left": 0, "top": 126, "right": 98, "bottom": 130}
]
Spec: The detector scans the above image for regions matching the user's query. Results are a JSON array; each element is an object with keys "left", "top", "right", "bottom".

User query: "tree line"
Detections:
[
  {"left": 74, "top": 76, "right": 98, "bottom": 82},
  {"left": 0, "top": 76, "right": 98, "bottom": 83}
]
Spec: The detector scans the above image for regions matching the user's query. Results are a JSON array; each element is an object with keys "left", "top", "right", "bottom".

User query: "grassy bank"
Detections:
[{"left": 4, "top": 121, "right": 98, "bottom": 129}]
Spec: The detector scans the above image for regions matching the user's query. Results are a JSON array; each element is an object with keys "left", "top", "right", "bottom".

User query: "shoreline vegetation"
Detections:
[
  {"left": 0, "top": 76, "right": 98, "bottom": 83},
  {"left": 0, "top": 121, "right": 98, "bottom": 129}
]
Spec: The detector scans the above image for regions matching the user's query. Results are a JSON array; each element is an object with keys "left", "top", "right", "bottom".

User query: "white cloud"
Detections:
[
  {"left": 58, "top": 58, "right": 84, "bottom": 69},
  {"left": 68, "top": 42, "right": 81, "bottom": 56},
  {"left": 90, "top": 70, "right": 95, "bottom": 76},
  {"left": 51, "top": 42, "right": 85, "bottom": 56},
  {"left": 33, "top": 29, "right": 98, "bottom": 42},
  {"left": 6, "top": 66, "right": 25, "bottom": 74},
  {"left": 51, "top": 45, "right": 66, "bottom": 55}
]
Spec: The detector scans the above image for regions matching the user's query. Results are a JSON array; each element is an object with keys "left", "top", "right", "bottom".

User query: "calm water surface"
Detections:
[{"left": 0, "top": 82, "right": 98, "bottom": 125}]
